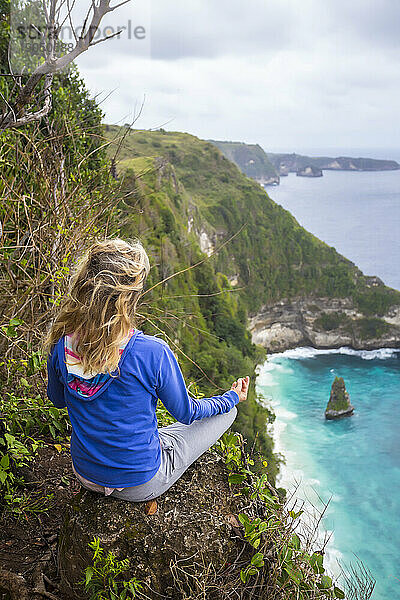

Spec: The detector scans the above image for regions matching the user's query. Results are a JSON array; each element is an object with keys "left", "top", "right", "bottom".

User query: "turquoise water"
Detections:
[
  {"left": 256, "top": 347, "right": 400, "bottom": 599},
  {"left": 256, "top": 162, "right": 400, "bottom": 597},
  {"left": 258, "top": 164, "right": 400, "bottom": 597}
]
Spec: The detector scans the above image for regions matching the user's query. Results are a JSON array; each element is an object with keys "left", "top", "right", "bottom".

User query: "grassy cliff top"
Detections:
[{"left": 104, "top": 124, "right": 400, "bottom": 318}]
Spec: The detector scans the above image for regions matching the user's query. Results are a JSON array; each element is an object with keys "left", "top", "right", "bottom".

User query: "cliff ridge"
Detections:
[{"left": 248, "top": 295, "right": 400, "bottom": 353}]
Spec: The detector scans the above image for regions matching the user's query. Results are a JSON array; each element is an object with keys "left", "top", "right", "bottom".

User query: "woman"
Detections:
[{"left": 44, "top": 237, "right": 249, "bottom": 503}]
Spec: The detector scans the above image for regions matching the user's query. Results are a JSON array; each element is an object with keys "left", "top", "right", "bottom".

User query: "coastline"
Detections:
[
  {"left": 254, "top": 344, "right": 400, "bottom": 587},
  {"left": 248, "top": 296, "right": 400, "bottom": 357},
  {"left": 255, "top": 350, "right": 345, "bottom": 583}
]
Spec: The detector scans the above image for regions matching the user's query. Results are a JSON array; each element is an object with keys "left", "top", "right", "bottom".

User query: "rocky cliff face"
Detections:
[
  {"left": 248, "top": 296, "right": 400, "bottom": 353},
  {"left": 256, "top": 175, "right": 280, "bottom": 186},
  {"left": 322, "top": 156, "right": 400, "bottom": 171},
  {"left": 58, "top": 452, "right": 246, "bottom": 600},
  {"left": 296, "top": 165, "right": 323, "bottom": 178}
]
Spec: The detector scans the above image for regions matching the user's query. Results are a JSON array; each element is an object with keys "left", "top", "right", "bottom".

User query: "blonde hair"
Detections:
[{"left": 42, "top": 237, "right": 150, "bottom": 375}]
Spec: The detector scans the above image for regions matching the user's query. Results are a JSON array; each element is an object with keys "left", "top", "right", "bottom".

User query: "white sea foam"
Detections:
[
  {"left": 256, "top": 362, "right": 292, "bottom": 384},
  {"left": 278, "top": 469, "right": 344, "bottom": 583},
  {"left": 255, "top": 354, "right": 349, "bottom": 586},
  {"left": 254, "top": 345, "right": 398, "bottom": 582},
  {"left": 308, "top": 478, "right": 321, "bottom": 487},
  {"left": 331, "top": 493, "right": 343, "bottom": 503},
  {"left": 266, "top": 401, "right": 342, "bottom": 578},
  {"left": 264, "top": 345, "right": 400, "bottom": 361},
  {"left": 267, "top": 417, "right": 287, "bottom": 457},
  {"left": 268, "top": 429, "right": 345, "bottom": 582},
  {"left": 256, "top": 370, "right": 279, "bottom": 387},
  {"left": 273, "top": 405, "right": 298, "bottom": 421}
]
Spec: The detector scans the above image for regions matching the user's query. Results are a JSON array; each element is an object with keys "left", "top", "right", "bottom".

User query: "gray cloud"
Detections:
[
  {"left": 75, "top": 0, "right": 400, "bottom": 153},
  {"left": 149, "top": 0, "right": 301, "bottom": 60},
  {"left": 326, "top": 0, "right": 400, "bottom": 49}
]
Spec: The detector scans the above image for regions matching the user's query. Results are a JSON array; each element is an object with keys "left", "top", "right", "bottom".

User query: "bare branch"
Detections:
[
  {"left": 89, "top": 28, "right": 124, "bottom": 47},
  {"left": 1, "top": 74, "right": 53, "bottom": 130},
  {"left": 0, "top": 0, "right": 131, "bottom": 130}
]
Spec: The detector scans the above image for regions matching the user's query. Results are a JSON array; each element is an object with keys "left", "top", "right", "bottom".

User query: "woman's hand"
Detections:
[{"left": 231, "top": 375, "right": 250, "bottom": 403}]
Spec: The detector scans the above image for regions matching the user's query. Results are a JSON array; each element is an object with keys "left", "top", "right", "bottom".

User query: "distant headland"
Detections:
[
  {"left": 267, "top": 152, "right": 400, "bottom": 178},
  {"left": 209, "top": 140, "right": 400, "bottom": 186}
]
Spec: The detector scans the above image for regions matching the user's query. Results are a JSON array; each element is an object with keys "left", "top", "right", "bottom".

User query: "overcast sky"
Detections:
[{"left": 72, "top": 0, "right": 400, "bottom": 155}]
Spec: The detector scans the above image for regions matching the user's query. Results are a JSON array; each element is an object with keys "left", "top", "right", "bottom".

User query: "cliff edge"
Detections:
[
  {"left": 58, "top": 452, "right": 246, "bottom": 599},
  {"left": 56, "top": 437, "right": 351, "bottom": 600},
  {"left": 248, "top": 295, "right": 400, "bottom": 353}
]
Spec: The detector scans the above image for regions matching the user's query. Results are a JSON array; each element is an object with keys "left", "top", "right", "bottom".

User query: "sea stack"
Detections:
[
  {"left": 325, "top": 376, "right": 355, "bottom": 419},
  {"left": 296, "top": 165, "right": 323, "bottom": 177}
]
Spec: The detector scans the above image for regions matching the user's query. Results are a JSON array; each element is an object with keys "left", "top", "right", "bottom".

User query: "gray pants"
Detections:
[{"left": 109, "top": 406, "right": 237, "bottom": 502}]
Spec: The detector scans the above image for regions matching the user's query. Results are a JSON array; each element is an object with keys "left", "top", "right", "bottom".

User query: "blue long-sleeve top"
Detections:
[{"left": 46, "top": 329, "right": 239, "bottom": 487}]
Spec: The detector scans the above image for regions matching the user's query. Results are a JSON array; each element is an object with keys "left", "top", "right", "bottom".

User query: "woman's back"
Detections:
[
  {"left": 48, "top": 329, "right": 166, "bottom": 486},
  {"left": 47, "top": 328, "right": 239, "bottom": 487},
  {"left": 45, "top": 237, "right": 243, "bottom": 502}
]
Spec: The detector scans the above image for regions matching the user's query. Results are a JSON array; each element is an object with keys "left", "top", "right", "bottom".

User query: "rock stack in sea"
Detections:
[{"left": 325, "top": 376, "right": 355, "bottom": 419}]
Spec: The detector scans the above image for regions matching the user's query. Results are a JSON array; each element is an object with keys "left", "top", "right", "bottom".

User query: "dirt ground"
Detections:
[{"left": 0, "top": 441, "right": 80, "bottom": 599}]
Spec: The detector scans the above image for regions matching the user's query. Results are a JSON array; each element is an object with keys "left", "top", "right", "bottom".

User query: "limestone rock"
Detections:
[
  {"left": 57, "top": 452, "right": 244, "bottom": 599},
  {"left": 325, "top": 376, "right": 354, "bottom": 419},
  {"left": 296, "top": 165, "right": 323, "bottom": 177},
  {"left": 248, "top": 296, "right": 400, "bottom": 354}
]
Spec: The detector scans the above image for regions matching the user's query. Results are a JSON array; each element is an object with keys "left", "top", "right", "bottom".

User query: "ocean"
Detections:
[
  {"left": 267, "top": 167, "right": 400, "bottom": 291},
  {"left": 255, "top": 166, "right": 400, "bottom": 599}
]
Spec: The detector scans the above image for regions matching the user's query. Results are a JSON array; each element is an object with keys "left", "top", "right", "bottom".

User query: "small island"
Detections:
[
  {"left": 325, "top": 376, "right": 355, "bottom": 419},
  {"left": 296, "top": 165, "right": 323, "bottom": 178},
  {"left": 207, "top": 141, "right": 400, "bottom": 188}
]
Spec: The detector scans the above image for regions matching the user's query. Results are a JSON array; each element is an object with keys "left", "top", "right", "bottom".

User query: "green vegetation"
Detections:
[
  {"left": 326, "top": 377, "right": 350, "bottom": 413},
  {"left": 0, "top": 33, "right": 120, "bottom": 514},
  {"left": 81, "top": 537, "right": 143, "bottom": 600},
  {"left": 104, "top": 125, "right": 400, "bottom": 320},
  {"left": 354, "top": 316, "right": 391, "bottom": 340},
  {"left": 214, "top": 430, "right": 351, "bottom": 599},
  {"left": 352, "top": 286, "right": 398, "bottom": 316},
  {"left": 0, "top": 351, "right": 71, "bottom": 514},
  {"left": 314, "top": 311, "right": 350, "bottom": 331},
  {"left": 0, "top": 7, "right": 381, "bottom": 598},
  {"left": 78, "top": 431, "right": 371, "bottom": 600},
  {"left": 82, "top": 538, "right": 142, "bottom": 600},
  {"left": 0, "top": 430, "right": 42, "bottom": 510},
  {"left": 0, "top": 0, "right": 10, "bottom": 72},
  {"left": 99, "top": 124, "right": 399, "bottom": 477},
  {"left": 315, "top": 311, "right": 392, "bottom": 341},
  {"left": 0, "top": 27, "right": 389, "bottom": 595},
  {"left": 266, "top": 152, "right": 400, "bottom": 173},
  {"left": 209, "top": 139, "right": 278, "bottom": 181}
]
